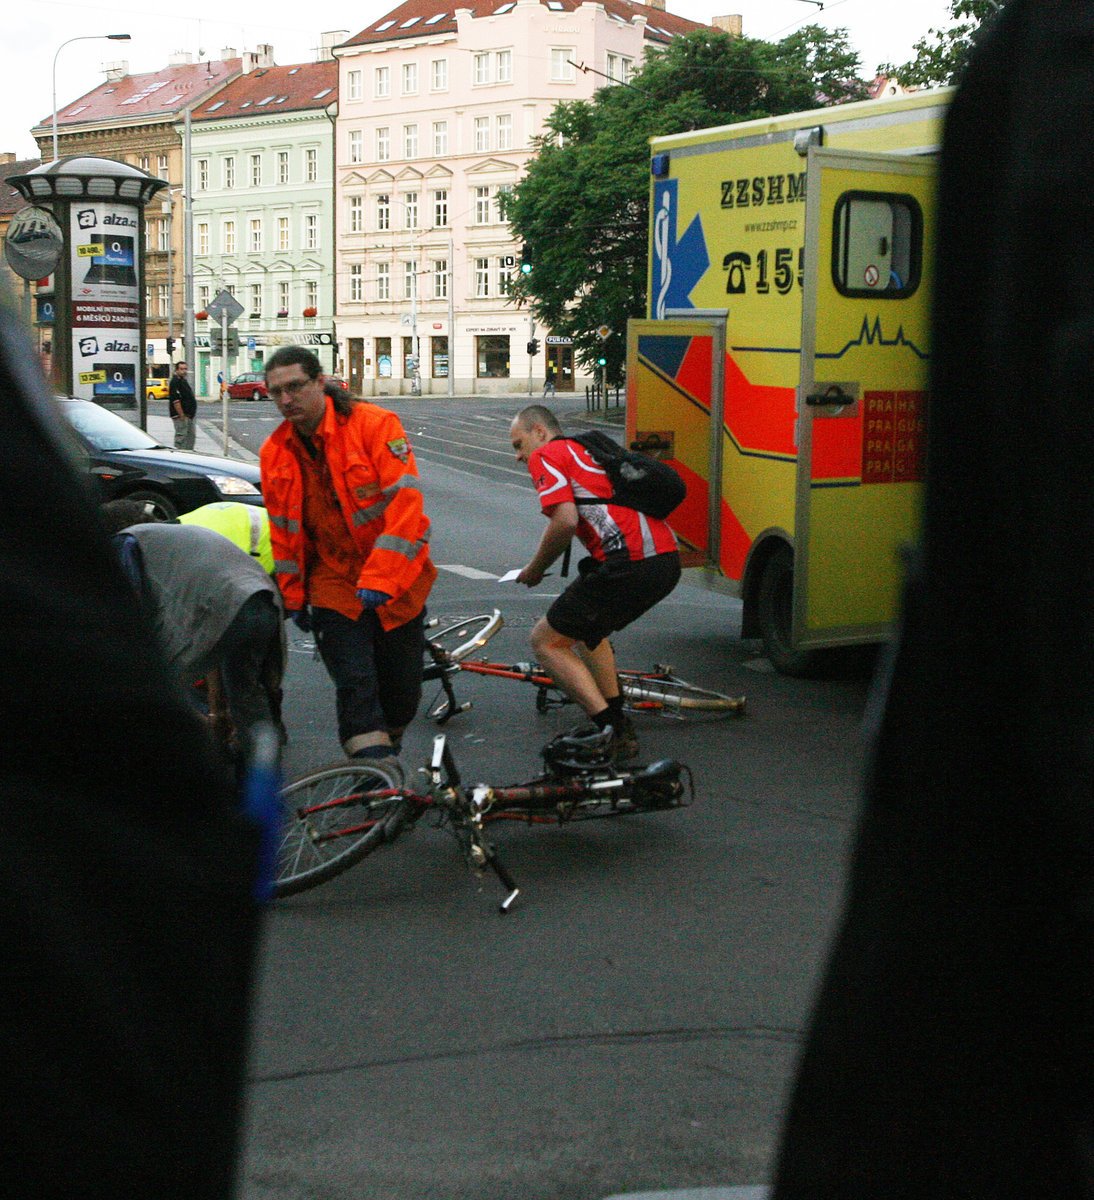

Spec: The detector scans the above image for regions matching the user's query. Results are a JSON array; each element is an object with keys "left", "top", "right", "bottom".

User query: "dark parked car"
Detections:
[
  {"left": 59, "top": 397, "right": 263, "bottom": 521},
  {"left": 225, "top": 372, "right": 268, "bottom": 401}
]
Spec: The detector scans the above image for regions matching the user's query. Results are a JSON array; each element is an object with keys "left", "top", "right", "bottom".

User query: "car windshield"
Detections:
[{"left": 61, "top": 399, "right": 161, "bottom": 452}]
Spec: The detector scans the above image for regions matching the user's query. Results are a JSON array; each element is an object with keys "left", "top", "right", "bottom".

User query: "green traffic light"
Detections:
[{"left": 520, "top": 262, "right": 532, "bottom": 275}]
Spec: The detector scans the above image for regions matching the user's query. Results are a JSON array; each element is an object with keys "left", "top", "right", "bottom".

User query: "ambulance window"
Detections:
[{"left": 832, "top": 191, "right": 922, "bottom": 298}]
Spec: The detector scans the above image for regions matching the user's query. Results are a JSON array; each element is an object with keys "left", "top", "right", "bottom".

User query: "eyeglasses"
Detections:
[{"left": 268, "top": 377, "right": 313, "bottom": 400}]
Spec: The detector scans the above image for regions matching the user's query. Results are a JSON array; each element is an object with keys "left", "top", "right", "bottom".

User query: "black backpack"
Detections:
[{"left": 569, "top": 429, "right": 686, "bottom": 520}]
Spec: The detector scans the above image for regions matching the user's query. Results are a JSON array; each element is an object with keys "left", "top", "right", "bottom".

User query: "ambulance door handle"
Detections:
[{"left": 806, "top": 385, "right": 855, "bottom": 407}]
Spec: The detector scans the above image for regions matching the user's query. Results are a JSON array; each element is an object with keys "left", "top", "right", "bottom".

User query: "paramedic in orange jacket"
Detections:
[{"left": 260, "top": 347, "right": 435, "bottom": 776}]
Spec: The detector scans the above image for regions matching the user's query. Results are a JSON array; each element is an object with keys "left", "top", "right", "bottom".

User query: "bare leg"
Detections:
[
  {"left": 530, "top": 617, "right": 609, "bottom": 717},
  {"left": 576, "top": 638, "right": 620, "bottom": 702}
]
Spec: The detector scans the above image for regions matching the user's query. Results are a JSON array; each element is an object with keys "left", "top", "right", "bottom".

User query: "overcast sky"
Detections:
[{"left": 2, "top": 0, "right": 960, "bottom": 161}]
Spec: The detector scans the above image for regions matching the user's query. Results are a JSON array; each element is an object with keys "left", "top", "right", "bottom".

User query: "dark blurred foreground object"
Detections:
[
  {"left": 0, "top": 299, "right": 263, "bottom": 1193},
  {"left": 772, "top": 3, "right": 1094, "bottom": 1196}
]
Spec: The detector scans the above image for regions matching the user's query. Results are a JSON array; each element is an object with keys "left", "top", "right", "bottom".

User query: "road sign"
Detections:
[
  {"left": 597, "top": 325, "right": 612, "bottom": 340},
  {"left": 209, "top": 328, "right": 241, "bottom": 352},
  {"left": 207, "top": 289, "right": 244, "bottom": 325},
  {"left": 247, "top": 336, "right": 256, "bottom": 352}
]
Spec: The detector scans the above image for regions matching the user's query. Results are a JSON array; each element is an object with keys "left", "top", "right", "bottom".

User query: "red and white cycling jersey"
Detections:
[{"left": 528, "top": 437, "right": 678, "bottom": 562}]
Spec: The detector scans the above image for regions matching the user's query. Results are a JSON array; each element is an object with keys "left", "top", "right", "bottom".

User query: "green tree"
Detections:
[
  {"left": 879, "top": 1, "right": 1001, "bottom": 87},
  {"left": 503, "top": 27, "right": 868, "bottom": 385}
]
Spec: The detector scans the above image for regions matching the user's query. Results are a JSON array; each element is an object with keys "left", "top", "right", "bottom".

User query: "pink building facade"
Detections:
[{"left": 333, "top": 0, "right": 712, "bottom": 396}]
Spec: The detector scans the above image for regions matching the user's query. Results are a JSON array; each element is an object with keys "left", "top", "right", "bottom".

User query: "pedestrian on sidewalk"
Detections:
[
  {"left": 169, "top": 361, "right": 197, "bottom": 450},
  {"left": 509, "top": 403, "right": 680, "bottom": 761}
]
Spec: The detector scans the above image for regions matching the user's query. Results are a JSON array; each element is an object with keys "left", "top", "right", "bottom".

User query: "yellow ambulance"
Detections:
[{"left": 628, "top": 88, "right": 951, "bottom": 673}]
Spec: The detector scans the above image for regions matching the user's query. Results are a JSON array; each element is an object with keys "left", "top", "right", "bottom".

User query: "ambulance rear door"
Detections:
[{"left": 795, "top": 147, "right": 935, "bottom": 649}]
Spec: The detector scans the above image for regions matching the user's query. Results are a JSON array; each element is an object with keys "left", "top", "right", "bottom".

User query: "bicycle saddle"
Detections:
[{"left": 541, "top": 723, "right": 615, "bottom": 774}]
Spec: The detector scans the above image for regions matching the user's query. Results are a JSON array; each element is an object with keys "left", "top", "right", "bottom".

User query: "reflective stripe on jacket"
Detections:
[{"left": 260, "top": 398, "right": 436, "bottom": 630}]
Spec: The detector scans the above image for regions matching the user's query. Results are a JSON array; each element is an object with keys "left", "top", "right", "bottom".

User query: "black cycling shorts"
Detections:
[{"left": 546, "top": 551, "right": 681, "bottom": 650}]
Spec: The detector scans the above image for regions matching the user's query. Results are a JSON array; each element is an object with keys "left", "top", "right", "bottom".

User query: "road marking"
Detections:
[{"left": 437, "top": 564, "right": 498, "bottom": 580}]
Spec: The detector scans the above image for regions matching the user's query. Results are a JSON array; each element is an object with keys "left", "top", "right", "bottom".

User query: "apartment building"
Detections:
[
  {"left": 187, "top": 57, "right": 339, "bottom": 396},
  {"left": 333, "top": 0, "right": 711, "bottom": 396},
  {"left": 31, "top": 52, "right": 260, "bottom": 363}
]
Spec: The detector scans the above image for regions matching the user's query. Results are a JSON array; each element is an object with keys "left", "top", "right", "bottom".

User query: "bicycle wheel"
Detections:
[
  {"left": 274, "top": 759, "right": 407, "bottom": 898},
  {"left": 619, "top": 669, "right": 746, "bottom": 718},
  {"left": 425, "top": 610, "right": 504, "bottom": 665}
]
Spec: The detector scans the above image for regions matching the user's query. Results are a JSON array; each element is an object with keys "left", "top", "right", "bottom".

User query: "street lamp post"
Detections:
[{"left": 52, "top": 33, "right": 131, "bottom": 162}]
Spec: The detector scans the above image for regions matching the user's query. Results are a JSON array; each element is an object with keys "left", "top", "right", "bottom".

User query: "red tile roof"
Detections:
[
  {"left": 340, "top": 0, "right": 708, "bottom": 49},
  {"left": 191, "top": 60, "right": 339, "bottom": 121},
  {"left": 1, "top": 158, "right": 42, "bottom": 215},
  {"left": 35, "top": 59, "right": 242, "bottom": 134}
]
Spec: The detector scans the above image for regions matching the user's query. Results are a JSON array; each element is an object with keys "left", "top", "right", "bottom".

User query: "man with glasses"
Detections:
[{"left": 260, "top": 346, "right": 435, "bottom": 779}]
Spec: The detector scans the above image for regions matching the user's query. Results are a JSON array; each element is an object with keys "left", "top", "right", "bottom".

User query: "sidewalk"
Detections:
[{"left": 146, "top": 412, "right": 258, "bottom": 463}]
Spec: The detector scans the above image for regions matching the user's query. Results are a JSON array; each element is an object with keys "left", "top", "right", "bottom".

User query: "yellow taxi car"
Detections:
[{"left": 146, "top": 377, "right": 170, "bottom": 402}]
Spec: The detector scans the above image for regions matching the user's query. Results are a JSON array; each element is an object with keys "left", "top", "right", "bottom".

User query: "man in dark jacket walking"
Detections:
[{"left": 168, "top": 359, "right": 197, "bottom": 449}]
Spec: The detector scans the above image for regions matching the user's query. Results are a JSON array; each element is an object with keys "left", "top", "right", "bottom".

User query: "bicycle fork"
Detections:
[{"left": 468, "top": 784, "right": 520, "bottom": 914}]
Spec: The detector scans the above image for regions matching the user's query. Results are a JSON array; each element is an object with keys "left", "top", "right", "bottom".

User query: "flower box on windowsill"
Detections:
[
  {"left": 195, "top": 310, "right": 209, "bottom": 320},
  {"left": 302, "top": 306, "right": 318, "bottom": 318},
  {"left": 277, "top": 309, "right": 289, "bottom": 318}
]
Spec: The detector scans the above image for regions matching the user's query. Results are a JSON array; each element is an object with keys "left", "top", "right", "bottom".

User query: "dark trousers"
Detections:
[
  {"left": 311, "top": 605, "right": 425, "bottom": 748},
  {"left": 216, "top": 591, "right": 282, "bottom": 747}
]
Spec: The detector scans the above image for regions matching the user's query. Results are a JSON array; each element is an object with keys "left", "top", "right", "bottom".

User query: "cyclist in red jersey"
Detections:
[{"left": 510, "top": 404, "right": 681, "bottom": 760}]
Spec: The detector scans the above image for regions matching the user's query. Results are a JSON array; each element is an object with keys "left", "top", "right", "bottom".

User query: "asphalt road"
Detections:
[{"left": 205, "top": 397, "right": 873, "bottom": 1200}]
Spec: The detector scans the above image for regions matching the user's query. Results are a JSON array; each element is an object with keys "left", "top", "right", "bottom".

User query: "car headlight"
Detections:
[{"left": 207, "top": 474, "right": 260, "bottom": 496}]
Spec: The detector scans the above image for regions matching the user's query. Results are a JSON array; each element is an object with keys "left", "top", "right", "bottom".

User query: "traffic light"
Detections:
[
  {"left": 166, "top": 336, "right": 176, "bottom": 355},
  {"left": 520, "top": 244, "right": 533, "bottom": 276},
  {"left": 527, "top": 338, "right": 540, "bottom": 356},
  {"left": 596, "top": 355, "right": 607, "bottom": 367}
]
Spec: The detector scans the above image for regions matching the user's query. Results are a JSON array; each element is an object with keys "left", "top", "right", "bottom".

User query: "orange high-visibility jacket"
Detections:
[{"left": 260, "top": 399, "right": 435, "bottom": 630}]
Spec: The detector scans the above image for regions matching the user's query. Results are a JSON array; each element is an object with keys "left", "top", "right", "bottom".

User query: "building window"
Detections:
[
  {"left": 376, "top": 127, "right": 390, "bottom": 161},
  {"left": 402, "top": 62, "right": 418, "bottom": 94},
  {"left": 305, "top": 148, "right": 317, "bottom": 182},
  {"left": 349, "top": 129, "right": 363, "bottom": 163},
  {"left": 197, "top": 158, "right": 209, "bottom": 190},
  {"left": 473, "top": 52, "right": 490, "bottom": 85},
  {"left": 278, "top": 280, "right": 289, "bottom": 312},
  {"left": 249, "top": 218, "right": 262, "bottom": 253},
  {"left": 305, "top": 280, "right": 318, "bottom": 311},
  {"left": 197, "top": 222, "right": 209, "bottom": 255},
  {"left": 550, "top": 49, "right": 575, "bottom": 82},
  {"left": 376, "top": 335, "right": 392, "bottom": 377},
  {"left": 349, "top": 195, "right": 363, "bottom": 233},
  {"left": 199, "top": 285, "right": 211, "bottom": 310},
  {"left": 350, "top": 263, "right": 363, "bottom": 301},
  {"left": 377, "top": 261, "right": 390, "bottom": 301},
  {"left": 155, "top": 220, "right": 168, "bottom": 252},
  {"left": 347, "top": 69, "right": 362, "bottom": 101},
  {"left": 222, "top": 220, "right": 236, "bottom": 255},
  {"left": 250, "top": 154, "right": 262, "bottom": 186},
  {"left": 144, "top": 223, "right": 152, "bottom": 253},
  {"left": 403, "top": 192, "right": 419, "bottom": 230},
  {"left": 157, "top": 284, "right": 169, "bottom": 317},
  {"left": 474, "top": 256, "right": 490, "bottom": 297},
  {"left": 277, "top": 216, "right": 290, "bottom": 251},
  {"left": 403, "top": 336, "right": 416, "bottom": 376},
  {"left": 432, "top": 335, "right": 449, "bottom": 378},
  {"left": 304, "top": 213, "right": 319, "bottom": 250},
  {"left": 249, "top": 283, "right": 262, "bottom": 317},
  {"left": 139, "top": 155, "right": 150, "bottom": 172},
  {"left": 433, "top": 259, "right": 448, "bottom": 300},
  {"left": 224, "top": 156, "right": 235, "bottom": 188},
  {"left": 497, "top": 257, "right": 513, "bottom": 295},
  {"left": 403, "top": 124, "right": 418, "bottom": 158},
  {"left": 606, "top": 53, "right": 634, "bottom": 83},
  {"left": 474, "top": 116, "right": 490, "bottom": 153},
  {"left": 433, "top": 189, "right": 448, "bottom": 228},
  {"left": 495, "top": 182, "right": 513, "bottom": 220},
  {"left": 476, "top": 334, "right": 510, "bottom": 378},
  {"left": 403, "top": 261, "right": 418, "bottom": 301},
  {"left": 474, "top": 186, "right": 491, "bottom": 224},
  {"left": 496, "top": 50, "right": 512, "bottom": 82},
  {"left": 432, "top": 120, "right": 448, "bottom": 156},
  {"left": 158, "top": 155, "right": 169, "bottom": 179},
  {"left": 431, "top": 58, "right": 447, "bottom": 91},
  {"left": 496, "top": 113, "right": 512, "bottom": 150},
  {"left": 375, "top": 66, "right": 390, "bottom": 97},
  {"left": 376, "top": 194, "right": 390, "bottom": 231}
]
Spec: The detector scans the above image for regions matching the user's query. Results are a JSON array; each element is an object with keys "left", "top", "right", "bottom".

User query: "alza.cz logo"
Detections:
[
  {"left": 720, "top": 173, "right": 805, "bottom": 209},
  {"left": 76, "top": 208, "right": 137, "bottom": 230},
  {"left": 78, "top": 336, "right": 138, "bottom": 357}
]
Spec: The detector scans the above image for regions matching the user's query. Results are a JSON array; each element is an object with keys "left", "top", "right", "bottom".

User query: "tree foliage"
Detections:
[
  {"left": 503, "top": 27, "right": 868, "bottom": 383},
  {"left": 878, "top": 1, "right": 1001, "bottom": 88}
]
